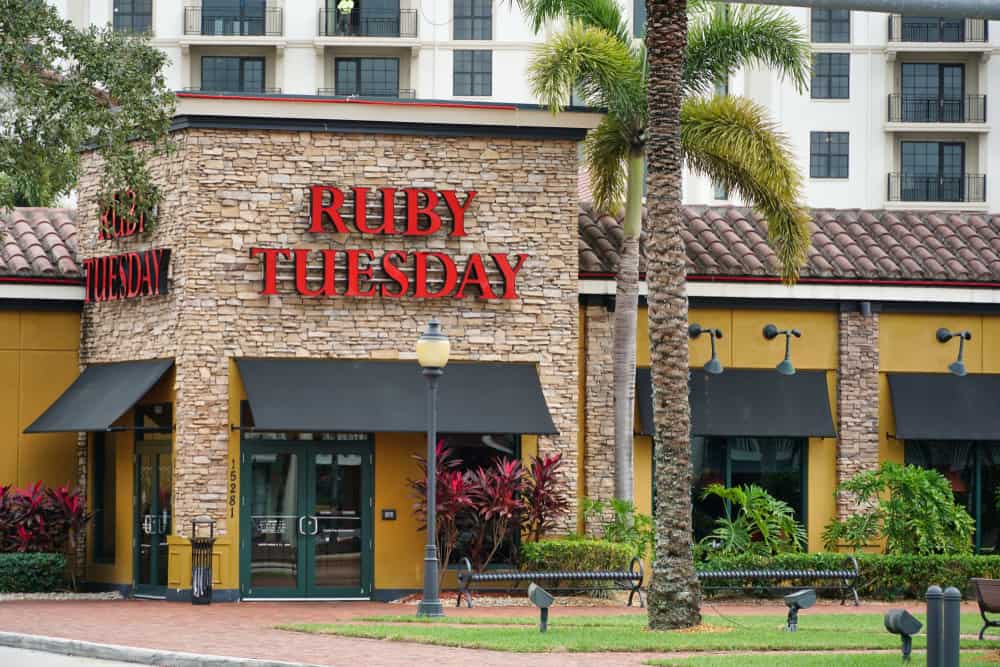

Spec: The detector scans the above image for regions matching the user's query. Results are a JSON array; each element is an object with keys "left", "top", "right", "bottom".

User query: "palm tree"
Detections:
[{"left": 526, "top": 0, "right": 811, "bottom": 517}]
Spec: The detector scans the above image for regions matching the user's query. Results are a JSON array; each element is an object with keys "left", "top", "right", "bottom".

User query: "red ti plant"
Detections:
[
  {"left": 46, "top": 485, "right": 93, "bottom": 590},
  {"left": 467, "top": 458, "right": 523, "bottom": 572},
  {"left": 408, "top": 442, "right": 474, "bottom": 584},
  {"left": 522, "top": 452, "right": 570, "bottom": 542}
]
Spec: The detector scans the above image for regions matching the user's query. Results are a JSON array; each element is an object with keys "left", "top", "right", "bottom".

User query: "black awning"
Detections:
[
  {"left": 889, "top": 373, "right": 1000, "bottom": 440},
  {"left": 24, "top": 359, "right": 174, "bottom": 433},
  {"left": 636, "top": 368, "right": 836, "bottom": 438},
  {"left": 236, "top": 359, "right": 557, "bottom": 434}
]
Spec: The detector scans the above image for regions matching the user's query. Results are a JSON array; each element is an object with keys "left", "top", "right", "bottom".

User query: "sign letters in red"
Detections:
[{"left": 82, "top": 249, "right": 170, "bottom": 303}]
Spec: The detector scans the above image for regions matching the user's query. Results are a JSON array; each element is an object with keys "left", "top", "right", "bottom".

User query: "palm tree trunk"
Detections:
[
  {"left": 613, "top": 153, "right": 644, "bottom": 503},
  {"left": 645, "top": 0, "right": 702, "bottom": 629}
]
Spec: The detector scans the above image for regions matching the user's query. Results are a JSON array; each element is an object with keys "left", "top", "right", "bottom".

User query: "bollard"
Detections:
[
  {"left": 942, "top": 587, "right": 961, "bottom": 667},
  {"left": 926, "top": 585, "right": 943, "bottom": 667}
]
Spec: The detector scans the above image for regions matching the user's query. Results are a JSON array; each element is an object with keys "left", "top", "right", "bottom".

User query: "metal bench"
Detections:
[
  {"left": 697, "top": 555, "right": 860, "bottom": 606},
  {"left": 455, "top": 556, "right": 645, "bottom": 608},
  {"left": 971, "top": 578, "right": 1000, "bottom": 640}
]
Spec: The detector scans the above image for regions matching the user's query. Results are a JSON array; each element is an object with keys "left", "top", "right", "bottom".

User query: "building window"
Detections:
[
  {"left": 113, "top": 0, "right": 153, "bottom": 33},
  {"left": 633, "top": 0, "right": 645, "bottom": 38},
  {"left": 811, "top": 53, "right": 850, "bottom": 99},
  {"left": 201, "top": 56, "right": 265, "bottom": 93},
  {"left": 905, "top": 441, "right": 1000, "bottom": 552},
  {"left": 454, "top": 0, "right": 492, "bottom": 40},
  {"left": 692, "top": 437, "right": 806, "bottom": 543},
  {"left": 200, "top": 0, "right": 267, "bottom": 36},
  {"left": 811, "top": 9, "right": 850, "bottom": 43},
  {"left": 335, "top": 58, "right": 400, "bottom": 97},
  {"left": 454, "top": 50, "right": 492, "bottom": 97},
  {"left": 810, "top": 131, "right": 849, "bottom": 179},
  {"left": 899, "top": 141, "right": 966, "bottom": 202},
  {"left": 92, "top": 433, "right": 116, "bottom": 563},
  {"left": 900, "top": 16, "right": 965, "bottom": 43},
  {"left": 714, "top": 77, "right": 729, "bottom": 97},
  {"left": 713, "top": 181, "right": 729, "bottom": 201}
]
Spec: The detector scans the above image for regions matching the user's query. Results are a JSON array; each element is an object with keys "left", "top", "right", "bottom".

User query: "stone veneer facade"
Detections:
[
  {"left": 835, "top": 309, "right": 881, "bottom": 520},
  {"left": 76, "top": 127, "right": 580, "bottom": 537},
  {"left": 582, "top": 304, "right": 615, "bottom": 532}
]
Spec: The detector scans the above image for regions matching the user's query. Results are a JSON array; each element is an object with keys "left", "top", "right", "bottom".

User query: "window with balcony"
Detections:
[
  {"left": 187, "top": 0, "right": 282, "bottom": 36},
  {"left": 890, "top": 141, "right": 985, "bottom": 203},
  {"left": 809, "top": 131, "right": 849, "bottom": 179},
  {"left": 900, "top": 16, "right": 964, "bottom": 42},
  {"left": 811, "top": 9, "right": 850, "bottom": 43},
  {"left": 811, "top": 53, "right": 849, "bottom": 99},
  {"left": 454, "top": 50, "right": 492, "bottom": 97},
  {"left": 334, "top": 58, "right": 403, "bottom": 98},
  {"left": 113, "top": 0, "right": 153, "bottom": 33},
  {"left": 454, "top": 0, "right": 492, "bottom": 40},
  {"left": 891, "top": 63, "right": 979, "bottom": 124},
  {"left": 200, "top": 56, "right": 265, "bottom": 93},
  {"left": 321, "top": 0, "right": 413, "bottom": 38}
]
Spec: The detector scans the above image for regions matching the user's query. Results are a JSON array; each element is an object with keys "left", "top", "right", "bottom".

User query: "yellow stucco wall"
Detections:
[
  {"left": 635, "top": 306, "right": 840, "bottom": 552},
  {"left": 0, "top": 310, "right": 81, "bottom": 489}
]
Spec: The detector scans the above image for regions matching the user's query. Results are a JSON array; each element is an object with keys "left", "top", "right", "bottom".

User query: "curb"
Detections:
[{"left": 0, "top": 631, "right": 326, "bottom": 667}]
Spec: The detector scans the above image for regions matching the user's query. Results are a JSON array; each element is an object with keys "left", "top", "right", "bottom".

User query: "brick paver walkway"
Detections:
[{"left": 0, "top": 599, "right": 980, "bottom": 666}]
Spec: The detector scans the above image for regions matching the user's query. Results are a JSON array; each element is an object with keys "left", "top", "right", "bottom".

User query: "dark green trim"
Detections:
[{"left": 92, "top": 432, "right": 115, "bottom": 564}]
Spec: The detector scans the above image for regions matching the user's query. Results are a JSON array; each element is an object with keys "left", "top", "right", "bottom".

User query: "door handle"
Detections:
[
  {"left": 309, "top": 516, "right": 320, "bottom": 536},
  {"left": 298, "top": 516, "right": 307, "bottom": 536}
]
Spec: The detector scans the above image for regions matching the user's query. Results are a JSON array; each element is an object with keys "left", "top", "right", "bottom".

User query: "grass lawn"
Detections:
[
  {"left": 648, "top": 652, "right": 1000, "bottom": 666},
  {"left": 281, "top": 611, "right": 1000, "bottom": 654}
]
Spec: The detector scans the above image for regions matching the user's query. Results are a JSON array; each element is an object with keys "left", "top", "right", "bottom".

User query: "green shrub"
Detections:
[
  {"left": 581, "top": 498, "right": 654, "bottom": 558},
  {"left": 0, "top": 553, "right": 66, "bottom": 592},
  {"left": 520, "top": 538, "right": 635, "bottom": 572},
  {"left": 699, "top": 484, "right": 806, "bottom": 559},
  {"left": 696, "top": 552, "right": 1000, "bottom": 600}
]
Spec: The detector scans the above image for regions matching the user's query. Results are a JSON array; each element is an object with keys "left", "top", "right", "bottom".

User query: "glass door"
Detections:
[
  {"left": 134, "top": 443, "right": 171, "bottom": 597},
  {"left": 241, "top": 438, "right": 373, "bottom": 598}
]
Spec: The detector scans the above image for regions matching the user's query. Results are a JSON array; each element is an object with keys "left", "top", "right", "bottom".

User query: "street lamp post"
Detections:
[{"left": 415, "top": 318, "right": 450, "bottom": 618}]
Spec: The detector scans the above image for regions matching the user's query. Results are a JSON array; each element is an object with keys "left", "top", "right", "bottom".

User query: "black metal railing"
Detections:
[
  {"left": 318, "top": 8, "right": 417, "bottom": 38},
  {"left": 184, "top": 7, "right": 283, "bottom": 36},
  {"left": 887, "top": 173, "right": 986, "bottom": 203},
  {"left": 888, "top": 16, "right": 987, "bottom": 42},
  {"left": 317, "top": 87, "right": 415, "bottom": 99},
  {"left": 182, "top": 86, "right": 282, "bottom": 95},
  {"left": 888, "top": 95, "right": 987, "bottom": 123}
]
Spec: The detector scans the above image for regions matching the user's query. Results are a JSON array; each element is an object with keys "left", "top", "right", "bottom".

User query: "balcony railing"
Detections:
[
  {"left": 887, "top": 173, "right": 986, "bottom": 203},
  {"left": 182, "top": 86, "right": 282, "bottom": 95},
  {"left": 888, "top": 16, "right": 987, "bottom": 43},
  {"left": 887, "top": 95, "right": 987, "bottom": 123},
  {"left": 318, "top": 8, "right": 418, "bottom": 38},
  {"left": 318, "top": 87, "right": 416, "bottom": 99},
  {"left": 184, "top": 7, "right": 283, "bottom": 36}
]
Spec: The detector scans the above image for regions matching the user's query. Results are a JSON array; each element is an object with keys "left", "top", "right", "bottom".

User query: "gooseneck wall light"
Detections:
[
  {"left": 936, "top": 328, "right": 972, "bottom": 377},
  {"left": 763, "top": 324, "right": 802, "bottom": 376},
  {"left": 689, "top": 323, "right": 724, "bottom": 375},
  {"left": 415, "top": 318, "right": 450, "bottom": 618}
]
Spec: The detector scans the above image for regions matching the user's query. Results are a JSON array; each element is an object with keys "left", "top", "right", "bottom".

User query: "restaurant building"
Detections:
[{"left": 5, "top": 94, "right": 1000, "bottom": 600}]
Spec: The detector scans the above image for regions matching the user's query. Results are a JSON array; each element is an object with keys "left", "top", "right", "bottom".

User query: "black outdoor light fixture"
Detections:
[
  {"left": 415, "top": 318, "right": 450, "bottom": 618},
  {"left": 528, "top": 582, "right": 555, "bottom": 633},
  {"left": 783, "top": 589, "right": 816, "bottom": 632},
  {"left": 763, "top": 324, "right": 802, "bottom": 376},
  {"left": 884, "top": 609, "right": 922, "bottom": 662},
  {"left": 689, "top": 323, "right": 724, "bottom": 375},
  {"left": 936, "top": 328, "right": 972, "bottom": 377}
]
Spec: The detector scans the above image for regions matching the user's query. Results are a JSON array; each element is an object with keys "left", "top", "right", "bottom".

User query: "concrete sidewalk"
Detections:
[{"left": 0, "top": 598, "right": 980, "bottom": 667}]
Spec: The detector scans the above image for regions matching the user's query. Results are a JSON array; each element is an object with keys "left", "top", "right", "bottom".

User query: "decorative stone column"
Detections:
[
  {"left": 836, "top": 307, "right": 881, "bottom": 520},
  {"left": 583, "top": 302, "right": 615, "bottom": 533}
]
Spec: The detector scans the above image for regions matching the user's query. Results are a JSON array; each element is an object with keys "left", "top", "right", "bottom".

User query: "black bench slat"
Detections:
[{"left": 695, "top": 557, "right": 860, "bottom": 607}]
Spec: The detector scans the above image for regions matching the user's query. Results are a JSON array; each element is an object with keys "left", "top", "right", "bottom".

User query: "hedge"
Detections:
[
  {"left": 696, "top": 552, "right": 1000, "bottom": 600},
  {"left": 0, "top": 553, "right": 66, "bottom": 593},
  {"left": 520, "top": 538, "right": 635, "bottom": 572}
]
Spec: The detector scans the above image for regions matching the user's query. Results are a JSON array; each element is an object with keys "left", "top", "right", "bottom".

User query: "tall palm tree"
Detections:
[{"left": 526, "top": 0, "right": 811, "bottom": 515}]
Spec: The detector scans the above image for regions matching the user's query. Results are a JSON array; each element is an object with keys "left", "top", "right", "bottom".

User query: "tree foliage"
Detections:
[
  {"left": 822, "top": 462, "right": 975, "bottom": 555},
  {"left": 698, "top": 483, "right": 806, "bottom": 559},
  {"left": 0, "top": 0, "right": 174, "bottom": 213}
]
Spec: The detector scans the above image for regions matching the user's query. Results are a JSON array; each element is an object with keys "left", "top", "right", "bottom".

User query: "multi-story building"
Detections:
[
  {"left": 685, "top": 9, "right": 1000, "bottom": 212},
  {"left": 49, "top": 0, "right": 642, "bottom": 103}
]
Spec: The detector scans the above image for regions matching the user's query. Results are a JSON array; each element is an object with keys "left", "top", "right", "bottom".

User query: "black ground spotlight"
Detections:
[
  {"left": 528, "top": 582, "right": 554, "bottom": 633},
  {"left": 784, "top": 589, "right": 816, "bottom": 631},
  {"left": 884, "top": 609, "right": 922, "bottom": 662}
]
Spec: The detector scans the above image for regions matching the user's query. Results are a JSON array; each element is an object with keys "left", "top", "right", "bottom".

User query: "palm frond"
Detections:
[
  {"left": 684, "top": 4, "right": 811, "bottom": 96},
  {"left": 582, "top": 114, "right": 631, "bottom": 213},
  {"left": 519, "top": 0, "right": 631, "bottom": 44},
  {"left": 681, "top": 96, "right": 810, "bottom": 283},
  {"left": 528, "top": 21, "right": 645, "bottom": 123}
]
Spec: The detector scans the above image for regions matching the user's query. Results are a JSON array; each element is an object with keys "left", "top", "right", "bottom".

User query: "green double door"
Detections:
[{"left": 240, "top": 439, "right": 373, "bottom": 598}]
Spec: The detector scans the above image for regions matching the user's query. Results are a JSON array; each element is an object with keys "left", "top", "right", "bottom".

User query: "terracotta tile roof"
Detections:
[
  {"left": 0, "top": 208, "right": 81, "bottom": 281},
  {"left": 579, "top": 203, "right": 1000, "bottom": 283}
]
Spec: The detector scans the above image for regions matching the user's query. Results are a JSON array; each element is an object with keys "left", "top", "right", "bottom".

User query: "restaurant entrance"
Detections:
[{"left": 240, "top": 437, "right": 374, "bottom": 599}]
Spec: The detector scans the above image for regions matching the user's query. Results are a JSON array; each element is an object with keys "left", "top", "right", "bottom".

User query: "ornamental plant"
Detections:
[
  {"left": 581, "top": 498, "right": 655, "bottom": 559},
  {"left": 823, "top": 462, "right": 974, "bottom": 555},
  {"left": 522, "top": 453, "right": 571, "bottom": 542},
  {"left": 698, "top": 484, "right": 806, "bottom": 559}
]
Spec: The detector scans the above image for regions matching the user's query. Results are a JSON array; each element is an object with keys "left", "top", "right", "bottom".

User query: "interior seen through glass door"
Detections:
[
  {"left": 249, "top": 452, "right": 300, "bottom": 590},
  {"left": 312, "top": 452, "right": 363, "bottom": 589}
]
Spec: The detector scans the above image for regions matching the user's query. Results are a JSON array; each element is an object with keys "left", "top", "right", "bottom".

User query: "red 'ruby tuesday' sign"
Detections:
[{"left": 250, "top": 186, "right": 529, "bottom": 300}]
